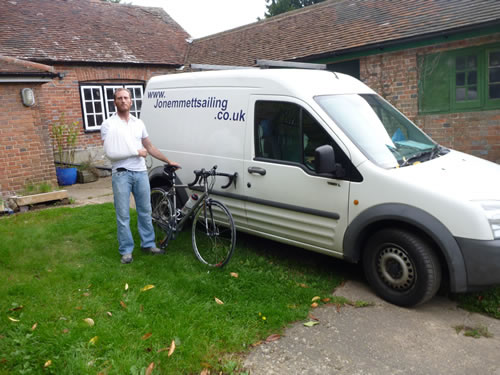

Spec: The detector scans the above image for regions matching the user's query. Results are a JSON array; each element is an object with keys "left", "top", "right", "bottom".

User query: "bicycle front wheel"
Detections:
[
  {"left": 192, "top": 199, "right": 236, "bottom": 267},
  {"left": 151, "top": 188, "right": 174, "bottom": 248}
]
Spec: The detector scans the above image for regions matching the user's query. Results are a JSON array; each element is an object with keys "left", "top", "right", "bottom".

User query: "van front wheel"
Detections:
[{"left": 362, "top": 228, "right": 441, "bottom": 307}]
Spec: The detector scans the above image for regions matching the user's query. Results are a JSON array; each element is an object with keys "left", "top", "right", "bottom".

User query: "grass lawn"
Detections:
[{"left": 0, "top": 204, "right": 347, "bottom": 374}]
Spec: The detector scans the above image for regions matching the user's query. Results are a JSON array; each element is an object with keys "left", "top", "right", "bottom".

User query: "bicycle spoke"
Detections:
[
  {"left": 151, "top": 188, "right": 174, "bottom": 249},
  {"left": 192, "top": 200, "right": 235, "bottom": 267}
]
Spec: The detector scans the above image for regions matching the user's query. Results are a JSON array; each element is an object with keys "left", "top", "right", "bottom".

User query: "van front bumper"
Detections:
[{"left": 456, "top": 237, "right": 500, "bottom": 290}]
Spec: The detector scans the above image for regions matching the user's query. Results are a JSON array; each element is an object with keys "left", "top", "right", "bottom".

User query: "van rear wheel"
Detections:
[{"left": 362, "top": 228, "right": 441, "bottom": 307}]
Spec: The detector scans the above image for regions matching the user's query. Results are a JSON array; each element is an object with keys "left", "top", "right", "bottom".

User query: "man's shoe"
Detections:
[
  {"left": 141, "top": 246, "right": 166, "bottom": 255},
  {"left": 121, "top": 254, "right": 133, "bottom": 264}
]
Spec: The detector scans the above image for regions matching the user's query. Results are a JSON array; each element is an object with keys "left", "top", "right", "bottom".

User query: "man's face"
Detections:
[{"left": 114, "top": 90, "right": 132, "bottom": 113}]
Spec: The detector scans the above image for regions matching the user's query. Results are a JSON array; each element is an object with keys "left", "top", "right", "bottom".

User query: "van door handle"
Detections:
[{"left": 248, "top": 167, "right": 266, "bottom": 176}]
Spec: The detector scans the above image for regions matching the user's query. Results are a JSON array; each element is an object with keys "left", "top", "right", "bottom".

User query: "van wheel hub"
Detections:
[{"left": 376, "top": 246, "right": 415, "bottom": 291}]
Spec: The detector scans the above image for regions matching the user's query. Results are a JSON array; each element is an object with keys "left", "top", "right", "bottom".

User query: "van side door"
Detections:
[{"left": 244, "top": 97, "right": 358, "bottom": 255}]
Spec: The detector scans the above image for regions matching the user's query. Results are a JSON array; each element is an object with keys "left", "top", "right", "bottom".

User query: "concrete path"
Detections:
[
  {"left": 244, "top": 280, "right": 500, "bottom": 375},
  {"left": 65, "top": 176, "right": 114, "bottom": 206}
]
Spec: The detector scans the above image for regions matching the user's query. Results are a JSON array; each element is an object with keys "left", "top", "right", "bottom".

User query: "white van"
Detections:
[{"left": 141, "top": 67, "right": 500, "bottom": 307}]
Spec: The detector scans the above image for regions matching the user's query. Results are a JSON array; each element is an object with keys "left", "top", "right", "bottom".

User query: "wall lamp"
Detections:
[{"left": 21, "top": 88, "right": 35, "bottom": 107}]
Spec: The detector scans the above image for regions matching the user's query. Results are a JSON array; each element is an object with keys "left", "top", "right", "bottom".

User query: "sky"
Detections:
[{"left": 127, "top": 0, "right": 268, "bottom": 39}]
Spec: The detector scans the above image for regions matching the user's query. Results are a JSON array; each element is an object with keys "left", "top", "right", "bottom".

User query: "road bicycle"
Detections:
[{"left": 150, "top": 164, "right": 238, "bottom": 267}]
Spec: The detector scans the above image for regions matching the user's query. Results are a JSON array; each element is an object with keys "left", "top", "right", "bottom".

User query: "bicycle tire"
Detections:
[
  {"left": 192, "top": 199, "right": 236, "bottom": 267},
  {"left": 150, "top": 188, "right": 174, "bottom": 248}
]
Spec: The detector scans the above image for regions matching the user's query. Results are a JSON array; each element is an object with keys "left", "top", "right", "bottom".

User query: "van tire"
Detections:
[{"left": 362, "top": 228, "right": 441, "bottom": 307}]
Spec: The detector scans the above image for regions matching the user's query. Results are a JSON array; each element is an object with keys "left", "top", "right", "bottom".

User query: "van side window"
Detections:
[{"left": 255, "top": 100, "right": 341, "bottom": 172}]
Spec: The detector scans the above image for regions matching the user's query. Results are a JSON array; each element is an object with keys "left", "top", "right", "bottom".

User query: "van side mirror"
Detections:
[{"left": 315, "top": 145, "right": 337, "bottom": 176}]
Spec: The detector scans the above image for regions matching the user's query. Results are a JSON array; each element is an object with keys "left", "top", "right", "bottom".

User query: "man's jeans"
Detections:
[{"left": 112, "top": 170, "right": 155, "bottom": 255}]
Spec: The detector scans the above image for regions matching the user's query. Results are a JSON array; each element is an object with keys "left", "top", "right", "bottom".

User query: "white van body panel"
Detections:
[
  {"left": 350, "top": 150, "right": 500, "bottom": 241},
  {"left": 142, "top": 68, "right": 500, "bottom": 302}
]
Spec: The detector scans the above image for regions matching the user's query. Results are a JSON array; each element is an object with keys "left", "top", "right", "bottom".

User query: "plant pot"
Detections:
[
  {"left": 77, "top": 169, "right": 98, "bottom": 184},
  {"left": 56, "top": 167, "right": 77, "bottom": 186}
]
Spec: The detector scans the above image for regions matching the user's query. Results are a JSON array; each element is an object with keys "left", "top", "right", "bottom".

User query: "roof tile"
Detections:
[
  {"left": 188, "top": 0, "right": 500, "bottom": 66},
  {"left": 0, "top": 0, "right": 190, "bottom": 65}
]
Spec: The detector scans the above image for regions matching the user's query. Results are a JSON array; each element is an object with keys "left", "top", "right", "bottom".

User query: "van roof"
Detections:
[{"left": 147, "top": 69, "right": 375, "bottom": 97}]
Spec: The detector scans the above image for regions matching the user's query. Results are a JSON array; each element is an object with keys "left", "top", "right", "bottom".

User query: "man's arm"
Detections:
[{"left": 142, "top": 137, "right": 180, "bottom": 167}]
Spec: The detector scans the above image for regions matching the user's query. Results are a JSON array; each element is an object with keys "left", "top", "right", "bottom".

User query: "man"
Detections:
[{"left": 101, "top": 88, "right": 179, "bottom": 264}]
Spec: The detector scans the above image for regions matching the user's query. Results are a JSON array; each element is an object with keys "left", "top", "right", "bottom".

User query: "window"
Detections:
[
  {"left": 419, "top": 44, "right": 500, "bottom": 114},
  {"left": 79, "top": 84, "right": 144, "bottom": 131},
  {"left": 254, "top": 100, "right": 354, "bottom": 177}
]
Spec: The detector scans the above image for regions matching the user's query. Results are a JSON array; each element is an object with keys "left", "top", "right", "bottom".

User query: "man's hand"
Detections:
[
  {"left": 168, "top": 161, "right": 181, "bottom": 169},
  {"left": 138, "top": 148, "right": 148, "bottom": 158}
]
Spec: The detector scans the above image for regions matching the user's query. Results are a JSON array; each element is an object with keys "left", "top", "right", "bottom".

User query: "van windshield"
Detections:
[{"left": 315, "top": 94, "right": 440, "bottom": 169}]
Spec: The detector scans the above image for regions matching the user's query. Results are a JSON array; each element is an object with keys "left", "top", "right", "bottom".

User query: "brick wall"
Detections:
[
  {"left": 41, "top": 65, "right": 177, "bottom": 155},
  {"left": 0, "top": 83, "right": 57, "bottom": 196},
  {"left": 0, "top": 65, "right": 177, "bottom": 197},
  {"left": 361, "top": 32, "right": 500, "bottom": 163}
]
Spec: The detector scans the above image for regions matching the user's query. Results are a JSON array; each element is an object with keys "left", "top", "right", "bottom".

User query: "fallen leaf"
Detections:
[
  {"left": 106, "top": 311, "right": 112, "bottom": 317},
  {"left": 311, "top": 302, "right": 319, "bottom": 308},
  {"left": 168, "top": 340, "right": 176, "bottom": 357},
  {"left": 250, "top": 340, "right": 263, "bottom": 347},
  {"left": 303, "top": 321, "right": 319, "bottom": 327},
  {"left": 120, "top": 301, "right": 127, "bottom": 309},
  {"left": 31, "top": 323, "right": 38, "bottom": 331},
  {"left": 298, "top": 283, "right": 308, "bottom": 288},
  {"left": 44, "top": 360, "right": 52, "bottom": 368},
  {"left": 311, "top": 296, "right": 321, "bottom": 302},
  {"left": 89, "top": 336, "right": 98, "bottom": 345},
  {"left": 125, "top": 283, "right": 129, "bottom": 291},
  {"left": 83, "top": 292, "right": 90, "bottom": 297},
  {"left": 9, "top": 306, "right": 23, "bottom": 312},
  {"left": 141, "top": 285, "right": 155, "bottom": 292},
  {"left": 83, "top": 318, "right": 95, "bottom": 326},
  {"left": 230, "top": 272, "right": 239, "bottom": 278},
  {"left": 145, "top": 362, "right": 155, "bottom": 375},
  {"left": 62, "top": 329, "right": 69, "bottom": 334},
  {"left": 157, "top": 347, "right": 169, "bottom": 353},
  {"left": 214, "top": 297, "right": 224, "bottom": 305},
  {"left": 200, "top": 369, "right": 210, "bottom": 375},
  {"left": 8, "top": 317, "right": 19, "bottom": 322},
  {"left": 142, "top": 332, "right": 152, "bottom": 340},
  {"left": 308, "top": 313, "right": 319, "bottom": 321},
  {"left": 140, "top": 305, "right": 144, "bottom": 312},
  {"left": 265, "top": 334, "right": 281, "bottom": 342},
  {"left": 75, "top": 306, "right": 82, "bottom": 310},
  {"left": 322, "top": 298, "right": 331, "bottom": 303}
]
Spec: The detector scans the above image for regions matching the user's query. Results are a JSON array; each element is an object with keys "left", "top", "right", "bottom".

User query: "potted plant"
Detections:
[{"left": 52, "top": 113, "right": 80, "bottom": 186}]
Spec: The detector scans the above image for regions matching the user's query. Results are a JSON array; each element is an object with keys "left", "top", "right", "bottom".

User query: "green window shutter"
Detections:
[{"left": 419, "top": 52, "right": 452, "bottom": 113}]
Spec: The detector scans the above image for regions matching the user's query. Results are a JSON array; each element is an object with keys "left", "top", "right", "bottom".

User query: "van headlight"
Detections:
[{"left": 479, "top": 201, "right": 500, "bottom": 239}]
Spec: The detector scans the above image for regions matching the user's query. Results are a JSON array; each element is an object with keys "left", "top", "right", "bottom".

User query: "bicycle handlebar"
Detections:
[
  {"left": 187, "top": 165, "right": 238, "bottom": 189},
  {"left": 163, "top": 164, "right": 237, "bottom": 189}
]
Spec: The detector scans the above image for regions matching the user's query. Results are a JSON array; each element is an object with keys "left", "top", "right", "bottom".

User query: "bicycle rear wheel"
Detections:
[
  {"left": 192, "top": 199, "right": 236, "bottom": 267},
  {"left": 151, "top": 188, "right": 174, "bottom": 248}
]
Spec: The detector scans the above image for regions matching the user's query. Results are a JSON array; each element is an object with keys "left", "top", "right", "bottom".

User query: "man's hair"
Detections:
[{"left": 114, "top": 88, "right": 132, "bottom": 100}]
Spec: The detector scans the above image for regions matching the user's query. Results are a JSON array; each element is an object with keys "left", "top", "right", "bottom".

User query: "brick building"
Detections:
[
  {"left": 187, "top": 0, "right": 500, "bottom": 163},
  {"left": 1, "top": 0, "right": 499, "bottom": 198},
  {"left": 0, "top": 0, "right": 189, "bottom": 196}
]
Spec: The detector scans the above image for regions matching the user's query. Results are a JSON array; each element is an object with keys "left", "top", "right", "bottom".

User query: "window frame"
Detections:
[
  {"left": 419, "top": 42, "right": 500, "bottom": 114},
  {"left": 485, "top": 46, "right": 500, "bottom": 109},
  {"left": 253, "top": 99, "right": 361, "bottom": 181},
  {"left": 79, "top": 83, "right": 145, "bottom": 132}
]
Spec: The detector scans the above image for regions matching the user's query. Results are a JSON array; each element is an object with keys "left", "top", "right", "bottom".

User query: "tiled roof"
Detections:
[
  {"left": 0, "top": 0, "right": 190, "bottom": 65},
  {"left": 188, "top": 0, "right": 500, "bottom": 66}
]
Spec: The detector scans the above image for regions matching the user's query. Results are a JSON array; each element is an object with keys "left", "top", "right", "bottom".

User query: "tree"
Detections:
[{"left": 264, "top": 0, "right": 327, "bottom": 18}]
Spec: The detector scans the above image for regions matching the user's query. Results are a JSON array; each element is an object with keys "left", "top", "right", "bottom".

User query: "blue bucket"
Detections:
[{"left": 56, "top": 167, "right": 77, "bottom": 186}]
